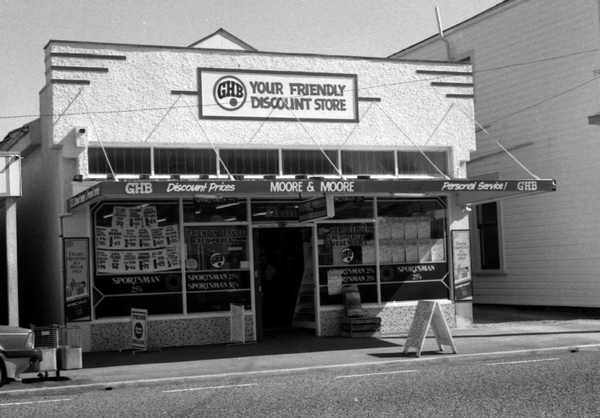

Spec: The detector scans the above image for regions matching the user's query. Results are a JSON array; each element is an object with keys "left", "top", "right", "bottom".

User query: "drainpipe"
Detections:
[{"left": 435, "top": 7, "right": 453, "bottom": 61}]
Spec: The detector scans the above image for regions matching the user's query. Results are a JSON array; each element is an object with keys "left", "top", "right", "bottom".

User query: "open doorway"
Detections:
[{"left": 256, "top": 227, "right": 314, "bottom": 338}]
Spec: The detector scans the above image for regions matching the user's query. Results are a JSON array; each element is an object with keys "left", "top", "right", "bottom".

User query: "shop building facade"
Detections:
[
  {"left": 392, "top": 0, "right": 597, "bottom": 308},
  {"left": 3, "top": 30, "right": 554, "bottom": 351}
]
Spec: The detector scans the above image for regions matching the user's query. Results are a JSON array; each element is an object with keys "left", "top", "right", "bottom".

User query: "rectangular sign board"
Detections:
[
  {"left": 130, "top": 308, "right": 148, "bottom": 350},
  {"left": 198, "top": 68, "right": 358, "bottom": 122},
  {"left": 64, "top": 238, "right": 91, "bottom": 321},
  {"left": 298, "top": 195, "right": 334, "bottom": 222},
  {"left": 452, "top": 230, "right": 473, "bottom": 301}
]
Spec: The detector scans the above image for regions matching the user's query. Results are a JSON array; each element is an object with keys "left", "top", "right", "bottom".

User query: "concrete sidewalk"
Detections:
[{"left": 2, "top": 304, "right": 600, "bottom": 397}]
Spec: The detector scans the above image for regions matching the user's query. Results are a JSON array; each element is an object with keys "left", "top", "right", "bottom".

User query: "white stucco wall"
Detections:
[{"left": 44, "top": 42, "right": 475, "bottom": 181}]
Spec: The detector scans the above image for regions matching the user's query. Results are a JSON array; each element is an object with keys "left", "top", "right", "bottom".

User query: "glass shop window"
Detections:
[
  {"left": 184, "top": 198, "right": 247, "bottom": 223},
  {"left": 333, "top": 197, "right": 373, "bottom": 219},
  {"left": 154, "top": 148, "right": 216, "bottom": 175},
  {"left": 282, "top": 150, "right": 339, "bottom": 175},
  {"left": 219, "top": 149, "right": 278, "bottom": 175},
  {"left": 341, "top": 150, "right": 395, "bottom": 175},
  {"left": 317, "top": 222, "right": 377, "bottom": 306},
  {"left": 88, "top": 147, "right": 151, "bottom": 175},
  {"left": 397, "top": 151, "right": 448, "bottom": 176},
  {"left": 376, "top": 198, "right": 449, "bottom": 302},
  {"left": 184, "top": 225, "right": 251, "bottom": 313},
  {"left": 92, "top": 202, "right": 183, "bottom": 318}
]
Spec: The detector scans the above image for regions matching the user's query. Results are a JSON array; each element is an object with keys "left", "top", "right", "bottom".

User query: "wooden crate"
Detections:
[{"left": 340, "top": 316, "right": 381, "bottom": 338}]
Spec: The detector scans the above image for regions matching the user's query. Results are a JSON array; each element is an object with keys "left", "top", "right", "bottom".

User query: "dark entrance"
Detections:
[{"left": 256, "top": 227, "right": 314, "bottom": 338}]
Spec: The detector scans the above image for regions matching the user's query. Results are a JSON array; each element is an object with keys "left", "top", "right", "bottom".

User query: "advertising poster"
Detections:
[
  {"left": 95, "top": 206, "right": 180, "bottom": 274},
  {"left": 130, "top": 308, "right": 148, "bottom": 350},
  {"left": 64, "top": 238, "right": 91, "bottom": 321},
  {"left": 452, "top": 230, "right": 473, "bottom": 301}
]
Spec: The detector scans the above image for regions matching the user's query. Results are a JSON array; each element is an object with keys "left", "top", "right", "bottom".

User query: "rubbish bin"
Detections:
[
  {"left": 32, "top": 325, "right": 59, "bottom": 373},
  {"left": 58, "top": 326, "right": 83, "bottom": 370}
]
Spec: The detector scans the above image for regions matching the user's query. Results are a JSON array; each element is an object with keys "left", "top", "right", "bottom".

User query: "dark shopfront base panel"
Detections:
[
  {"left": 380, "top": 281, "right": 449, "bottom": 301},
  {"left": 95, "top": 293, "right": 184, "bottom": 318},
  {"left": 94, "top": 291, "right": 252, "bottom": 318},
  {"left": 319, "top": 281, "right": 449, "bottom": 306},
  {"left": 187, "top": 290, "right": 252, "bottom": 313}
]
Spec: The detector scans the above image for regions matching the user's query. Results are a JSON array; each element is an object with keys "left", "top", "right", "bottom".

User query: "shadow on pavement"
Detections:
[
  {"left": 82, "top": 335, "right": 402, "bottom": 369},
  {"left": 473, "top": 304, "right": 600, "bottom": 324}
]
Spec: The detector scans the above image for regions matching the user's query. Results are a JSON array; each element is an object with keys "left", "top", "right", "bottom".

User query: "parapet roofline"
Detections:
[
  {"left": 44, "top": 39, "right": 470, "bottom": 67},
  {"left": 187, "top": 28, "right": 258, "bottom": 51}
]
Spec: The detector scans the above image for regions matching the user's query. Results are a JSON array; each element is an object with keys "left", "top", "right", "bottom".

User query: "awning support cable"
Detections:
[
  {"left": 338, "top": 101, "right": 374, "bottom": 148},
  {"left": 143, "top": 95, "right": 183, "bottom": 142},
  {"left": 81, "top": 90, "right": 118, "bottom": 181},
  {"left": 374, "top": 101, "right": 450, "bottom": 179},
  {"left": 245, "top": 106, "right": 277, "bottom": 145},
  {"left": 451, "top": 103, "right": 540, "bottom": 180},
  {"left": 281, "top": 101, "right": 346, "bottom": 180},
  {"left": 424, "top": 103, "right": 454, "bottom": 146},
  {"left": 185, "top": 96, "right": 234, "bottom": 181},
  {"left": 53, "top": 88, "right": 83, "bottom": 127}
]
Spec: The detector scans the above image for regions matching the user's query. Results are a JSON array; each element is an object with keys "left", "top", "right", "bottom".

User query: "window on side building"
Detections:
[{"left": 475, "top": 202, "right": 503, "bottom": 270}]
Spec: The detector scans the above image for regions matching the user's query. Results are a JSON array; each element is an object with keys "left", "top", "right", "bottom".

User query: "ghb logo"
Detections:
[
  {"left": 210, "top": 253, "right": 225, "bottom": 268},
  {"left": 214, "top": 76, "right": 246, "bottom": 111},
  {"left": 340, "top": 248, "right": 354, "bottom": 264}
]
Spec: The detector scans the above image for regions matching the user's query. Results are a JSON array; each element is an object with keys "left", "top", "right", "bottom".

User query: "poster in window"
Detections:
[
  {"left": 404, "top": 218, "right": 418, "bottom": 239},
  {"left": 64, "top": 238, "right": 91, "bottom": 321},
  {"left": 95, "top": 205, "right": 180, "bottom": 274},
  {"left": 452, "top": 230, "right": 473, "bottom": 301},
  {"left": 391, "top": 220, "right": 405, "bottom": 240}
]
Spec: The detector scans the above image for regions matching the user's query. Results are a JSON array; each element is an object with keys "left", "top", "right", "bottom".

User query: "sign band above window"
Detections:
[{"left": 67, "top": 179, "right": 556, "bottom": 211}]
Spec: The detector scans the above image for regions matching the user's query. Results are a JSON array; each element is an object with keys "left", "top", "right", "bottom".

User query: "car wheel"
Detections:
[{"left": 0, "top": 358, "right": 6, "bottom": 388}]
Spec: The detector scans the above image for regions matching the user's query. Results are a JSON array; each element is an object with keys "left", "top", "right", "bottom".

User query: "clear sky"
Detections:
[{"left": 0, "top": 0, "right": 503, "bottom": 137}]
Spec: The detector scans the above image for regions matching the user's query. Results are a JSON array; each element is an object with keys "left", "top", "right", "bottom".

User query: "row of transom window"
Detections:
[{"left": 88, "top": 147, "right": 449, "bottom": 177}]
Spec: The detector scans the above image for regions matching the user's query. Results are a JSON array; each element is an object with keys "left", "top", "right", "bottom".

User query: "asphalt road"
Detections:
[{"left": 2, "top": 351, "right": 600, "bottom": 417}]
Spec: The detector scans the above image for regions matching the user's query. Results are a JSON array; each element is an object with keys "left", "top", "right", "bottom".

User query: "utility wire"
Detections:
[{"left": 2, "top": 46, "right": 599, "bottom": 122}]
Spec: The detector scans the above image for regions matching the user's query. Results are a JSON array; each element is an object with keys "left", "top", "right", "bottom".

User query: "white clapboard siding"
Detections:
[{"left": 394, "top": 0, "right": 600, "bottom": 307}]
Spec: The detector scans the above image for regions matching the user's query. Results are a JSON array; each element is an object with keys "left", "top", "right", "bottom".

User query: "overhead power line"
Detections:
[{"left": 1, "top": 46, "right": 598, "bottom": 123}]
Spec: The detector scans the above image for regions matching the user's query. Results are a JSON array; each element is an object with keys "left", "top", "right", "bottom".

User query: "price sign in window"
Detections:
[{"left": 184, "top": 225, "right": 248, "bottom": 271}]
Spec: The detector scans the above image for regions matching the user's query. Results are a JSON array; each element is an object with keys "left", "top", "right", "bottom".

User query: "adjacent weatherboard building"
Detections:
[
  {"left": 2, "top": 29, "right": 554, "bottom": 351},
  {"left": 392, "top": 0, "right": 596, "bottom": 308}
]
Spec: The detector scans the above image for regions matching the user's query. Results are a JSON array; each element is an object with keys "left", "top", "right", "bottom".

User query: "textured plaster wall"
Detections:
[{"left": 45, "top": 43, "right": 475, "bottom": 181}]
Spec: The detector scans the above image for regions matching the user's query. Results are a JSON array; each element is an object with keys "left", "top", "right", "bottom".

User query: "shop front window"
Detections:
[
  {"left": 184, "top": 225, "right": 251, "bottom": 313},
  {"left": 317, "top": 222, "right": 378, "bottom": 305},
  {"left": 184, "top": 198, "right": 247, "bottom": 223},
  {"left": 333, "top": 197, "right": 373, "bottom": 219},
  {"left": 377, "top": 198, "right": 449, "bottom": 302},
  {"left": 92, "top": 203, "right": 183, "bottom": 318}
]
